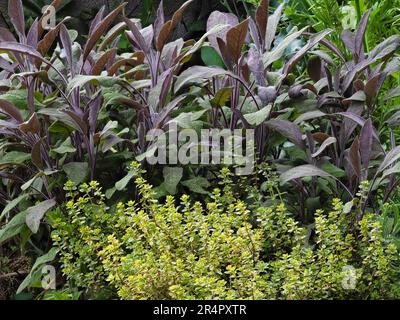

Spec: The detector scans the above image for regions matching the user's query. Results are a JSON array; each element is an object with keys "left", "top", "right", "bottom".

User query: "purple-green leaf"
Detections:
[
  {"left": 359, "top": 119, "right": 373, "bottom": 171},
  {"left": 207, "top": 11, "right": 238, "bottom": 55},
  {"left": 82, "top": 3, "right": 126, "bottom": 62},
  {"left": 355, "top": 9, "right": 371, "bottom": 60},
  {"left": 8, "top": 0, "right": 25, "bottom": 39},
  {"left": 59, "top": 24, "right": 73, "bottom": 76},
  {"left": 0, "top": 99, "right": 24, "bottom": 123},
  {"left": 265, "top": 119, "right": 305, "bottom": 149},
  {"left": 280, "top": 164, "right": 331, "bottom": 184},
  {"left": 283, "top": 29, "right": 332, "bottom": 78},
  {"left": 265, "top": 4, "right": 284, "bottom": 51}
]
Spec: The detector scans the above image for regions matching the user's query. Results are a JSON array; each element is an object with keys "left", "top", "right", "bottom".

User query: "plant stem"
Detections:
[{"left": 354, "top": 0, "right": 362, "bottom": 23}]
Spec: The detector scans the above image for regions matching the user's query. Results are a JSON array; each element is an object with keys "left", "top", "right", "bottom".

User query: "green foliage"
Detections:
[
  {"left": 1, "top": 0, "right": 400, "bottom": 300},
  {"left": 49, "top": 181, "right": 113, "bottom": 292},
  {"left": 284, "top": 0, "right": 400, "bottom": 48},
  {"left": 41, "top": 289, "right": 81, "bottom": 301},
  {"left": 268, "top": 199, "right": 399, "bottom": 299},
  {"left": 51, "top": 163, "right": 400, "bottom": 300}
]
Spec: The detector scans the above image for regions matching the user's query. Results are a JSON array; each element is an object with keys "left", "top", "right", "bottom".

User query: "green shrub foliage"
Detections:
[{"left": 50, "top": 163, "right": 399, "bottom": 299}]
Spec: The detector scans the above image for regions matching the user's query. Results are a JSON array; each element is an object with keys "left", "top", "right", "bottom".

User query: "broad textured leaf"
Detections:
[
  {"left": 156, "top": 20, "right": 172, "bottom": 52},
  {"left": 88, "top": 93, "right": 103, "bottom": 133},
  {"left": 27, "top": 19, "right": 39, "bottom": 48},
  {"left": 112, "top": 97, "right": 146, "bottom": 110},
  {"left": 359, "top": 119, "right": 373, "bottom": 170},
  {"left": 206, "top": 11, "right": 238, "bottom": 54},
  {"left": 349, "top": 137, "right": 361, "bottom": 178},
  {"left": 0, "top": 57, "right": 15, "bottom": 72},
  {"left": 170, "top": 0, "right": 194, "bottom": 31},
  {"left": 266, "top": 119, "right": 305, "bottom": 149},
  {"left": 52, "top": 138, "right": 76, "bottom": 154},
  {"left": 343, "top": 43, "right": 399, "bottom": 92},
  {"left": 17, "top": 248, "right": 58, "bottom": 294},
  {"left": 26, "top": 199, "right": 56, "bottom": 233},
  {"left": 369, "top": 35, "right": 400, "bottom": 60},
  {"left": 0, "top": 151, "right": 30, "bottom": 167},
  {"left": 176, "top": 25, "right": 228, "bottom": 65},
  {"left": 322, "top": 162, "right": 346, "bottom": 178},
  {"left": 19, "top": 113, "right": 40, "bottom": 134},
  {"left": 148, "top": 68, "right": 173, "bottom": 110},
  {"left": 283, "top": 29, "right": 332, "bottom": 77},
  {"left": 281, "top": 164, "right": 332, "bottom": 184},
  {"left": 82, "top": 3, "right": 126, "bottom": 61},
  {"left": 31, "top": 140, "right": 43, "bottom": 169},
  {"left": 154, "top": 95, "right": 187, "bottom": 129},
  {"left": 21, "top": 174, "right": 40, "bottom": 191},
  {"left": 364, "top": 74, "right": 380, "bottom": 105},
  {"left": 175, "top": 66, "right": 230, "bottom": 92},
  {"left": 265, "top": 4, "right": 284, "bottom": 51},
  {"left": 8, "top": 0, "right": 25, "bottom": 38},
  {"left": 249, "top": 18, "right": 261, "bottom": 50},
  {"left": 377, "top": 146, "right": 400, "bottom": 174},
  {"left": 158, "top": 68, "right": 174, "bottom": 109},
  {"left": 248, "top": 47, "right": 265, "bottom": 85},
  {"left": 211, "top": 87, "right": 233, "bottom": 107},
  {"left": 244, "top": 105, "right": 272, "bottom": 126},
  {"left": 336, "top": 112, "right": 380, "bottom": 142},
  {"left": 125, "top": 17, "right": 150, "bottom": 53},
  {"left": 318, "top": 37, "right": 347, "bottom": 62},
  {"left": 61, "top": 110, "right": 89, "bottom": 135},
  {"left": 59, "top": 24, "right": 73, "bottom": 75},
  {"left": 373, "top": 162, "right": 400, "bottom": 191},
  {"left": 156, "top": 0, "right": 194, "bottom": 51},
  {"left": 181, "top": 177, "right": 210, "bottom": 194},
  {"left": 226, "top": 19, "right": 249, "bottom": 62},
  {"left": 66, "top": 75, "right": 121, "bottom": 93},
  {"left": 201, "top": 46, "right": 225, "bottom": 68},
  {"left": 294, "top": 110, "right": 326, "bottom": 124},
  {"left": 256, "top": 0, "right": 268, "bottom": 41},
  {"left": 341, "top": 30, "right": 355, "bottom": 55},
  {"left": 63, "top": 162, "right": 89, "bottom": 184},
  {"left": 88, "top": 6, "right": 105, "bottom": 36},
  {"left": 263, "top": 27, "right": 307, "bottom": 67},
  {"left": 0, "top": 98, "right": 24, "bottom": 123},
  {"left": 355, "top": 10, "right": 371, "bottom": 59},
  {"left": 342, "top": 91, "right": 366, "bottom": 105},
  {"left": 216, "top": 37, "right": 233, "bottom": 70},
  {"left": 163, "top": 167, "right": 183, "bottom": 194},
  {"left": 0, "top": 194, "right": 29, "bottom": 221},
  {"left": 115, "top": 171, "right": 135, "bottom": 191},
  {"left": 308, "top": 56, "right": 322, "bottom": 82},
  {"left": 0, "top": 27, "right": 17, "bottom": 42},
  {"left": 154, "top": 0, "right": 165, "bottom": 40},
  {"left": 107, "top": 57, "right": 142, "bottom": 76},
  {"left": 385, "top": 86, "right": 400, "bottom": 101},
  {"left": 0, "top": 211, "right": 27, "bottom": 245},
  {"left": 91, "top": 48, "right": 117, "bottom": 75},
  {"left": 311, "top": 137, "right": 337, "bottom": 158},
  {"left": 38, "top": 19, "right": 69, "bottom": 56},
  {"left": 99, "top": 21, "right": 126, "bottom": 51},
  {"left": 0, "top": 42, "right": 65, "bottom": 82}
]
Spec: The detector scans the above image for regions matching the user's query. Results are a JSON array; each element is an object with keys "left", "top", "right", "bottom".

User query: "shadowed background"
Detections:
[{"left": 0, "top": 0, "right": 225, "bottom": 41}]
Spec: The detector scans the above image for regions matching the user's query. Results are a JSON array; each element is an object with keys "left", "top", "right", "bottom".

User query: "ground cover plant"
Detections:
[{"left": 0, "top": 0, "right": 400, "bottom": 300}]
